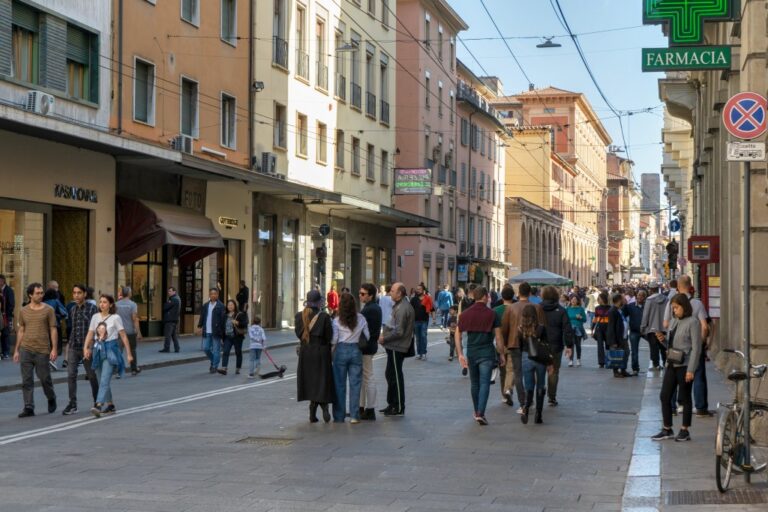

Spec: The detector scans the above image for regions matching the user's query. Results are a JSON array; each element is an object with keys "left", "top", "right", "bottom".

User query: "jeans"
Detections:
[
  {"left": 522, "top": 356, "right": 547, "bottom": 392},
  {"left": 360, "top": 354, "right": 377, "bottom": 409},
  {"left": 125, "top": 333, "right": 138, "bottom": 372},
  {"left": 385, "top": 349, "right": 405, "bottom": 412},
  {"left": 468, "top": 355, "right": 495, "bottom": 416},
  {"left": 499, "top": 348, "right": 524, "bottom": 403},
  {"left": 594, "top": 326, "right": 606, "bottom": 366},
  {"left": 202, "top": 335, "right": 222, "bottom": 369},
  {"left": 660, "top": 365, "right": 692, "bottom": 428},
  {"left": 440, "top": 309, "right": 450, "bottom": 328},
  {"left": 571, "top": 336, "right": 582, "bottom": 360},
  {"left": 693, "top": 348, "right": 708, "bottom": 411},
  {"left": 249, "top": 348, "right": 262, "bottom": 375},
  {"left": 222, "top": 336, "right": 244, "bottom": 369},
  {"left": 163, "top": 322, "right": 179, "bottom": 351},
  {"left": 20, "top": 349, "right": 56, "bottom": 410},
  {"left": 95, "top": 356, "right": 115, "bottom": 405},
  {"left": 547, "top": 349, "right": 564, "bottom": 401},
  {"left": 67, "top": 346, "right": 98, "bottom": 405},
  {"left": 414, "top": 321, "right": 428, "bottom": 356},
  {"left": 629, "top": 331, "right": 642, "bottom": 372},
  {"left": 332, "top": 343, "right": 363, "bottom": 422}
]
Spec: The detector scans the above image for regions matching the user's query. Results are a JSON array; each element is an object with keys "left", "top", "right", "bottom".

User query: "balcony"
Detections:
[
  {"left": 273, "top": 36, "right": 288, "bottom": 69},
  {"left": 296, "top": 49, "right": 309, "bottom": 80},
  {"left": 316, "top": 60, "right": 328, "bottom": 90},
  {"left": 366, "top": 92, "right": 376, "bottom": 118},
  {"left": 335, "top": 74, "right": 346, "bottom": 101},
  {"left": 380, "top": 99, "right": 390, "bottom": 125},
  {"left": 351, "top": 82, "right": 362, "bottom": 110}
]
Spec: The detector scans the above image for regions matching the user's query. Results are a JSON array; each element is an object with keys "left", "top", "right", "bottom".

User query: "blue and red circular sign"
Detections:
[{"left": 722, "top": 92, "right": 768, "bottom": 140}]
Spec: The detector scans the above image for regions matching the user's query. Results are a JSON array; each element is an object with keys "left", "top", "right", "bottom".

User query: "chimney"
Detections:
[{"left": 528, "top": 83, "right": 535, "bottom": 91}]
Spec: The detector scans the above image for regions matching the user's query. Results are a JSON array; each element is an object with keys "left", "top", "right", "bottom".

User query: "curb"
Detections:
[{"left": 0, "top": 340, "right": 298, "bottom": 395}]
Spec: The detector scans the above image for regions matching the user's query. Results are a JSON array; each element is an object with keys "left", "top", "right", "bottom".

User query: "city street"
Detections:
[{"left": 2, "top": 329, "right": 760, "bottom": 512}]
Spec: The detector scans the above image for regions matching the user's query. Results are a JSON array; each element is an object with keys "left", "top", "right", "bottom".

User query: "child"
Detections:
[
  {"left": 248, "top": 316, "right": 266, "bottom": 379},
  {"left": 446, "top": 305, "right": 459, "bottom": 361}
]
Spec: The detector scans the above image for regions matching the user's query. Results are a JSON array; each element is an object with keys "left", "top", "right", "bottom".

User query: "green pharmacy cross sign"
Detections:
[{"left": 643, "top": 0, "right": 733, "bottom": 46}]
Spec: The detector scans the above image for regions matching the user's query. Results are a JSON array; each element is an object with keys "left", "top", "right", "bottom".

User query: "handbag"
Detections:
[
  {"left": 606, "top": 348, "right": 625, "bottom": 369},
  {"left": 525, "top": 331, "right": 553, "bottom": 365},
  {"left": 405, "top": 336, "right": 416, "bottom": 358},
  {"left": 357, "top": 331, "right": 368, "bottom": 351},
  {"left": 665, "top": 327, "right": 686, "bottom": 365}
]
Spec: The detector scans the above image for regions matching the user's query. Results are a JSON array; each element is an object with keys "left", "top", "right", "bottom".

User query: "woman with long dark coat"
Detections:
[{"left": 295, "top": 290, "right": 334, "bottom": 423}]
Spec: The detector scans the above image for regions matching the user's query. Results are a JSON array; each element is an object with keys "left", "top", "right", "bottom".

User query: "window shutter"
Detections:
[
  {"left": 66, "top": 26, "right": 89, "bottom": 64},
  {"left": 12, "top": 1, "right": 38, "bottom": 32}
]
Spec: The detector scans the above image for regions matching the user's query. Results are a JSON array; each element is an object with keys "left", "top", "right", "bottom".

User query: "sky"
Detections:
[{"left": 449, "top": 0, "right": 669, "bottom": 182}]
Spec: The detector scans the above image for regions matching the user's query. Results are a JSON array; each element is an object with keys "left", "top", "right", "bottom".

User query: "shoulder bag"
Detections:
[
  {"left": 525, "top": 330, "right": 554, "bottom": 365},
  {"left": 665, "top": 328, "right": 686, "bottom": 365}
]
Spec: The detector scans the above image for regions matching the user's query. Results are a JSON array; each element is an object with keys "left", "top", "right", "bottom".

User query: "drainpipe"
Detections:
[
  {"left": 117, "top": 0, "right": 123, "bottom": 134},
  {"left": 248, "top": 0, "right": 255, "bottom": 170}
]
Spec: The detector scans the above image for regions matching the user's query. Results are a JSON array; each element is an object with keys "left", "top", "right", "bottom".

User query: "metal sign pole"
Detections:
[{"left": 743, "top": 160, "right": 752, "bottom": 483}]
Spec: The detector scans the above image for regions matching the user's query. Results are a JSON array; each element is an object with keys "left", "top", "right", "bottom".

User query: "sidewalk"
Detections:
[
  {"left": 627, "top": 357, "right": 768, "bottom": 511},
  {"left": 0, "top": 328, "right": 301, "bottom": 393}
]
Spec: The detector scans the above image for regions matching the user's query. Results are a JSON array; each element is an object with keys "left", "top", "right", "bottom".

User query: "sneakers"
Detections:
[
  {"left": 475, "top": 414, "right": 489, "bottom": 426},
  {"left": 632, "top": 370, "right": 640, "bottom": 376},
  {"left": 548, "top": 399, "right": 558, "bottom": 407},
  {"left": 695, "top": 409, "right": 714, "bottom": 417},
  {"left": 416, "top": 354, "right": 423, "bottom": 360},
  {"left": 516, "top": 407, "right": 524, "bottom": 415},
  {"left": 503, "top": 391, "right": 513, "bottom": 406},
  {"left": 490, "top": 368, "right": 498, "bottom": 385},
  {"left": 48, "top": 360, "right": 58, "bottom": 372},
  {"left": 48, "top": 398, "right": 57, "bottom": 414},
  {"left": 568, "top": 360, "right": 573, "bottom": 367},
  {"left": 101, "top": 404, "right": 116, "bottom": 416},
  {"left": 651, "top": 428, "right": 674, "bottom": 441},
  {"left": 217, "top": 368, "right": 228, "bottom": 375},
  {"left": 360, "top": 408, "right": 376, "bottom": 421},
  {"left": 62, "top": 403, "right": 78, "bottom": 416},
  {"left": 677, "top": 405, "right": 684, "bottom": 414},
  {"left": 350, "top": 418, "right": 361, "bottom": 424},
  {"left": 382, "top": 406, "right": 404, "bottom": 417},
  {"left": 90, "top": 405, "right": 102, "bottom": 418},
  {"left": 158, "top": 349, "right": 170, "bottom": 353},
  {"left": 248, "top": 373, "right": 255, "bottom": 379},
  {"left": 18, "top": 408, "right": 34, "bottom": 418},
  {"left": 448, "top": 356, "right": 453, "bottom": 361},
  {"left": 576, "top": 359, "right": 581, "bottom": 367},
  {"left": 131, "top": 367, "right": 142, "bottom": 376},
  {"left": 675, "top": 429, "right": 691, "bottom": 442},
  {"left": 209, "top": 366, "right": 215, "bottom": 374},
  {"left": 235, "top": 369, "right": 241, "bottom": 375}
]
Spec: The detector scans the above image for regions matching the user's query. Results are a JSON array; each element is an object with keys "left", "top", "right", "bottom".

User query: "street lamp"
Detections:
[{"left": 536, "top": 37, "right": 562, "bottom": 49}]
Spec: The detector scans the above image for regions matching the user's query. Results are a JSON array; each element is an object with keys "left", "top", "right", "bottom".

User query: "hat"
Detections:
[{"left": 304, "top": 289, "right": 324, "bottom": 308}]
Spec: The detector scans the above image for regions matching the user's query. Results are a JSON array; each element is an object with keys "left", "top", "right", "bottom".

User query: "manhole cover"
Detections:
[
  {"left": 236, "top": 437, "right": 297, "bottom": 447},
  {"left": 596, "top": 410, "right": 637, "bottom": 416},
  {"left": 665, "top": 489, "right": 768, "bottom": 505}
]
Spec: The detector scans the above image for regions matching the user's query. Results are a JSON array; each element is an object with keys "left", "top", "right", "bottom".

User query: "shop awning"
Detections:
[{"left": 116, "top": 197, "right": 224, "bottom": 265}]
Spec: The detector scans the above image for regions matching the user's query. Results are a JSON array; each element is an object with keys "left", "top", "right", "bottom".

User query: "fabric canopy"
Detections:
[
  {"left": 508, "top": 268, "right": 573, "bottom": 287},
  {"left": 116, "top": 197, "right": 224, "bottom": 265}
]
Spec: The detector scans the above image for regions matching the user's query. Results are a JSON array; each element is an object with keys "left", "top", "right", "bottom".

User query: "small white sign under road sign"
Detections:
[{"left": 726, "top": 142, "right": 766, "bottom": 162}]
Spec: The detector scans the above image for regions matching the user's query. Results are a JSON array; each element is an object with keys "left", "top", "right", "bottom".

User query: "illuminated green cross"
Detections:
[{"left": 643, "top": 0, "right": 732, "bottom": 45}]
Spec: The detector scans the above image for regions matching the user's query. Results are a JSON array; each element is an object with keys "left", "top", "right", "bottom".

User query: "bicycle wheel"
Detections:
[{"left": 716, "top": 410, "right": 738, "bottom": 493}]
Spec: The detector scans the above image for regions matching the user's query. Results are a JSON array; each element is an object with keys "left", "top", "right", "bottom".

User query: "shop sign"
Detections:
[
  {"left": 457, "top": 263, "right": 468, "bottom": 282},
  {"left": 393, "top": 168, "right": 432, "bottom": 195},
  {"left": 218, "top": 216, "right": 238, "bottom": 228},
  {"left": 181, "top": 176, "right": 206, "bottom": 213},
  {"left": 54, "top": 184, "right": 98, "bottom": 204},
  {"left": 641, "top": 46, "right": 731, "bottom": 71}
]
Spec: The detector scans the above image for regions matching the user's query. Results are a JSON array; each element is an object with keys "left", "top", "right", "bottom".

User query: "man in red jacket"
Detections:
[{"left": 326, "top": 286, "right": 339, "bottom": 317}]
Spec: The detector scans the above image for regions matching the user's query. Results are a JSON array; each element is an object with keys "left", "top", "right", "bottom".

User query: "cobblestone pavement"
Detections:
[{"left": 0, "top": 330, "right": 764, "bottom": 511}]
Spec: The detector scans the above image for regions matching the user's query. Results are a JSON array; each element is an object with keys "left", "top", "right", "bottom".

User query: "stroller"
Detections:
[{"left": 260, "top": 348, "right": 287, "bottom": 379}]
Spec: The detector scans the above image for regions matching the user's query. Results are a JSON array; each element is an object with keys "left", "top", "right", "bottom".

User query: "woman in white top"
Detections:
[
  {"left": 84, "top": 294, "right": 132, "bottom": 417},
  {"left": 331, "top": 292, "right": 369, "bottom": 424}
]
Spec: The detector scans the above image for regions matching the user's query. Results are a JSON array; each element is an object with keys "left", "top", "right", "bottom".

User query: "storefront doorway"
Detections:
[
  {"left": 253, "top": 214, "right": 298, "bottom": 328},
  {"left": 208, "top": 239, "right": 243, "bottom": 307}
]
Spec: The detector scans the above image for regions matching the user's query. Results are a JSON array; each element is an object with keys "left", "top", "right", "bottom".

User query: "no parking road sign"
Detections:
[{"left": 722, "top": 92, "right": 768, "bottom": 140}]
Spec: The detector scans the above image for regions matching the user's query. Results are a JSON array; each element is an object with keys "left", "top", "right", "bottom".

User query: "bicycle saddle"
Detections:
[{"left": 728, "top": 370, "right": 748, "bottom": 382}]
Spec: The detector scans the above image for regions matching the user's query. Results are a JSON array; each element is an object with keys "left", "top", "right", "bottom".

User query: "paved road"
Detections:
[{"left": 0, "top": 329, "right": 764, "bottom": 511}]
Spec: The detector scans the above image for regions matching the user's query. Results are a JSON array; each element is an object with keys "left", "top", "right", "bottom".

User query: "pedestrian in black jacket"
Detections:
[
  {"left": 606, "top": 293, "right": 631, "bottom": 378},
  {"left": 197, "top": 288, "right": 227, "bottom": 374},
  {"left": 161, "top": 287, "right": 181, "bottom": 353},
  {"left": 624, "top": 290, "right": 646, "bottom": 375},
  {"left": 359, "top": 283, "right": 382, "bottom": 420},
  {"left": 540, "top": 286, "right": 574, "bottom": 406}
]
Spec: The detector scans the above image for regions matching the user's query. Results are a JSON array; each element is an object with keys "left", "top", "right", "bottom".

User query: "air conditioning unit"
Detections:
[
  {"left": 172, "top": 134, "right": 194, "bottom": 154},
  {"left": 25, "top": 90, "right": 55, "bottom": 115},
  {"left": 261, "top": 152, "right": 277, "bottom": 174}
]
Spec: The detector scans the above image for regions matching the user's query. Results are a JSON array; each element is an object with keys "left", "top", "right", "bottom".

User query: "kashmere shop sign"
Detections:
[
  {"left": 394, "top": 168, "right": 432, "bottom": 195},
  {"left": 641, "top": 0, "right": 734, "bottom": 72}
]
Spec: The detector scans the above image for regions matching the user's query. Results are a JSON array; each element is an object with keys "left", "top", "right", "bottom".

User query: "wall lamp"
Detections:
[{"left": 252, "top": 81, "right": 265, "bottom": 92}]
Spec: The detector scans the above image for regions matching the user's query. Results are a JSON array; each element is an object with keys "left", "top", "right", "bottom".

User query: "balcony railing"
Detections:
[
  {"left": 296, "top": 49, "right": 309, "bottom": 80},
  {"left": 316, "top": 60, "right": 328, "bottom": 90},
  {"left": 336, "top": 73, "right": 346, "bottom": 101},
  {"left": 366, "top": 92, "right": 376, "bottom": 118},
  {"left": 273, "top": 36, "right": 288, "bottom": 68},
  {"left": 351, "top": 82, "right": 362, "bottom": 109},
  {"left": 380, "top": 99, "right": 390, "bottom": 125}
]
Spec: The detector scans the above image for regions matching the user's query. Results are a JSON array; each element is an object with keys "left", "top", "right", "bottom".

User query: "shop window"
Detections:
[{"left": 0, "top": 208, "right": 45, "bottom": 321}]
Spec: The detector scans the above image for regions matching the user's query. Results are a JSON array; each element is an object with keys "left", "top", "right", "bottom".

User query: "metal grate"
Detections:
[
  {"left": 596, "top": 410, "right": 637, "bottom": 416},
  {"left": 236, "top": 437, "right": 297, "bottom": 447},
  {"left": 665, "top": 489, "right": 768, "bottom": 505}
]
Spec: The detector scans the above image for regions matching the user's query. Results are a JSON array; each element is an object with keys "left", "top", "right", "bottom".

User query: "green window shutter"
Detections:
[
  {"left": 66, "top": 25, "right": 89, "bottom": 64},
  {"left": 12, "top": 1, "right": 38, "bottom": 31}
]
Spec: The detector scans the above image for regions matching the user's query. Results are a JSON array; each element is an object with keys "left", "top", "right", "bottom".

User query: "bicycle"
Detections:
[{"left": 714, "top": 348, "right": 768, "bottom": 493}]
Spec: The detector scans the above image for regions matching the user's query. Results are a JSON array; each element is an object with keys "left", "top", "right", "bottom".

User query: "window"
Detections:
[
  {"left": 181, "top": 0, "right": 199, "bottom": 25},
  {"left": 350, "top": 32, "right": 361, "bottom": 109},
  {"left": 221, "top": 93, "right": 236, "bottom": 149},
  {"left": 316, "top": 18, "right": 327, "bottom": 90},
  {"left": 366, "top": 144, "right": 375, "bottom": 180},
  {"left": 425, "top": 71, "right": 430, "bottom": 110},
  {"left": 221, "top": 0, "right": 237, "bottom": 45},
  {"left": 424, "top": 197, "right": 430, "bottom": 218},
  {"left": 11, "top": 2, "right": 39, "bottom": 84},
  {"left": 437, "top": 201, "right": 443, "bottom": 236},
  {"left": 450, "top": 36, "right": 455, "bottom": 70},
  {"left": 317, "top": 122, "right": 327, "bottom": 163},
  {"left": 424, "top": 12, "right": 430, "bottom": 47},
  {"left": 448, "top": 206, "right": 454, "bottom": 238},
  {"left": 468, "top": 216, "right": 475, "bottom": 245},
  {"left": 459, "top": 213, "right": 466, "bottom": 242},
  {"left": 382, "top": 0, "right": 390, "bottom": 27},
  {"left": 274, "top": 102, "right": 287, "bottom": 148},
  {"left": 334, "top": 29, "right": 345, "bottom": 99},
  {"left": 273, "top": 0, "right": 288, "bottom": 67},
  {"left": 352, "top": 137, "right": 361, "bottom": 175},
  {"left": 365, "top": 45, "right": 375, "bottom": 117},
  {"left": 66, "top": 23, "right": 98, "bottom": 101},
  {"left": 478, "top": 217, "right": 483, "bottom": 248},
  {"left": 480, "top": 172, "right": 485, "bottom": 200},
  {"left": 460, "top": 118, "right": 469, "bottom": 146},
  {"left": 471, "top": 167, "right": 477, "bottom": 197},
  {"left": 438, "top": 81, "right": 443, "bottom": 118},
  {"left": 335, "top": 129, "right": 345, "bottom": 169},
  {"left": 379, "top": 54, "right": 389, "bottom": 124},
  {"left": 460, "top": 163, "right": 466, "bottom": 192},
  {"left": 492, "top": 179, "right": 496, "bottom": 205},
  {"left": 438, "top": 24, "right": 443, "bottom": 60},
  {"left": 133, "top": 58, "right": 155, "bottom": 124},
  {"left": 449, "top": 91, "right": 454, "bottom": 124},
  {"left": 480, "top": 130, "right": 485, "bottom": 156},
  {"left": 368, "top": 0, "right": 375, "bottom": 16},
  {"left": 380, "top": 150, "right": 389, "bottom": 185},
  {"left": 470, "top": 123, "right": 479, "bottom": 151},
  {"left": 295, "top": 4, "right": 308, "bottom": 80},
  {"left": 296, "top": 112, "right": 308, "bottom": 156},
  {"left": 181, "top": 77, "right": 198, "bottom": 137}
]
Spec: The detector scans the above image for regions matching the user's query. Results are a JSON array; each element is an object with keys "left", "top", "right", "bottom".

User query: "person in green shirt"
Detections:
[{"left": 566, "top": 296, "right": 587, "bottom": 367}]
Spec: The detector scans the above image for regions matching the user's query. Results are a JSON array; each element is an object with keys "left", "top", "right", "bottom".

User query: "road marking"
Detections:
[{"left": 0, "top": 341, "right": 442, "bottom": 446}]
